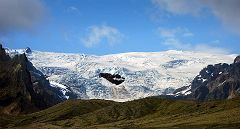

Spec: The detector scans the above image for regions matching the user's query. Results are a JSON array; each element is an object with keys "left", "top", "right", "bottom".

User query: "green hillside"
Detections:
[{"left": 1, "top": 97, "right": 240, "bottom": 129}]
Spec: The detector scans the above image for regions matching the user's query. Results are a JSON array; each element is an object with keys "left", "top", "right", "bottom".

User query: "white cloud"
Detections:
[
  {"left": 211, "top": 40, "right": 220, "bottom": 44},
  {"left": 152, "top": 0, "right": 203, "bottom": 15},
  {"left": 66, "top": 6, "right": 80, "bottom": 15},
  {"left": 158, "top": 28, "right": 176, "bottom": 38},
  {"left": 183, "top": 32, "right": 194, "bottom": 37},
  {"left": 152, "top": 0, "right": 240, "bottom": 35},
  {"left": 193, "top": 44, "right": 228, "bottom": 54},
  {"left": 81, "top": 25, "right": 123, "bottom": 48},
  {"left": 0, "top": 0, "right": 45, "bottom": 34},
  {"left": 162, "top": 38, "right": 189, "bottom": 50},
  {"left": 205, "top": 0, "right": 240, "bottom": 35},
  {"left": 158, "top": 27, "right": 194, "bottom": 38},
  {"left": 158, "top": 27, "right": 228, "bottom": 54},
  {"left": 162, "top": 37, "right": 228, "bottom": 54}
]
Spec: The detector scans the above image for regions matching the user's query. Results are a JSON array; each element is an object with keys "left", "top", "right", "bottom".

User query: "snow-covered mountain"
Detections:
[{"left": 5, "top": 47, "right": 236, "bottom": 101}]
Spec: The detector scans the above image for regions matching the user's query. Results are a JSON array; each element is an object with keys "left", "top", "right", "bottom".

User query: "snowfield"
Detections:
[{"left": 6, "top": 48, "right": 236, "bottom": 101}]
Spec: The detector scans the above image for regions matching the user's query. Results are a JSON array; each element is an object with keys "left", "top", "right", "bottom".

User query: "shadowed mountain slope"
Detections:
[
  {"left": 0, "top": 44, "right": 64, "bottom": 115},
  {"left": 174, "top": 55, "right": 240, "bottom": 101},
  {"left": 1, "top": 97, "right": 240, "bottom": 129}
]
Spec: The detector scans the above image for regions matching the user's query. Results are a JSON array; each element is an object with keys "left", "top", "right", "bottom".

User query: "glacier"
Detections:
[{"left": 5, "top": 48, "right": 235, "bottom": 101}]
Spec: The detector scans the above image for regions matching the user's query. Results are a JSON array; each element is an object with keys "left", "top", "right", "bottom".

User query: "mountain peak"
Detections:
[
  {"left": 0, "top": 45, "right": 65, "bottom": 114},
  {"left": 25, "top": 47, "right": 32, "bottom": 54},
  {"left": 234, "top": 55, "right": 240, "bottom": 64},
  {"left": 176, "top": 55, "right": 240, "bottom": 101}
]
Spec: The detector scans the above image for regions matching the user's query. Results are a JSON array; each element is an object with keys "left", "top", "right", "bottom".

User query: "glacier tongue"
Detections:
[{"left": 9, "top": 49, "right": 235, "bottom": 101}]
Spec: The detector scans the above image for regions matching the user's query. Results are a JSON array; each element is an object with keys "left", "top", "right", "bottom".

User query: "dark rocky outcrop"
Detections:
[
  {"left": 234, "top": 55, "right": 240, "bottom": 64},
  {"left": 186, "top": 56, "right": 240, "bottom": 101},
  {"left": 25, "top": 47, "right": 32, "bottom": 54},
  {"left": 99, "top": 73, "right": 125, "bottom": 85},
  {"left": 0, "top": 44, "right": 64, "bottom": 114},
  {"left": 0, "top": 44, "right": 10, "bottom": 61}
]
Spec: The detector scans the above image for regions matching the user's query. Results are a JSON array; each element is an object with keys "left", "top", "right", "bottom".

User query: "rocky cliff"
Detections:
[
  {"left": 176, "top": 56, "right": 240, "bottom": 101},
  {"left": 0, "top": 44, "right": 64, "bottom": 114}
]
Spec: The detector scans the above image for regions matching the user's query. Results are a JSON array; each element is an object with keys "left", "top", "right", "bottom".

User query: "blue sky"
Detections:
[{"left": 0, "top": 0, "right": 240, "bottom": 55}]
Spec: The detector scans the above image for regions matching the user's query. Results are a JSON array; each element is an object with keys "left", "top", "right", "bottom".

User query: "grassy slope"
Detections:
[{"left": 1, "top": 97, "right": 240, "bottom": 129}]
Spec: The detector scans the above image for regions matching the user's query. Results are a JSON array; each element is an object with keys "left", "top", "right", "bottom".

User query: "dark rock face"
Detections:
[
  {"left": 25, "top": 47, "right": 32, "bottom": 54},
  {"left": 99, "top": 73, "right": 125, "bottom": 85},
  {"left": 26, "top": 59, "right": 66, "bottom": 109},
  {"left": 0, "top": 44, "right": 10, "bottom": 61},
  {"left": 189, "top": 62, "right": 240, "bottom": 101},
  {"left": 234, "top": 55, "right": 240, "bottom": 64},
  {"left": 0, "top": 45, "right": 64, "bottom": 114}
]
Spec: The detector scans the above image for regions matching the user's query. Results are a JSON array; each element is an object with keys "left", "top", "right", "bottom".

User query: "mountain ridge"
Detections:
[
  {"left": 0, "top": 45, "right": 65, "bottom": 115},
  {"left": 1, "top": 97, "right": 240, "bottom": 128},
  {"left": 1, "top": 45, "right": 240, "bottom": 128},
  {"left": 5, "top": 47, "right": 235, "bottom": 101},
  {"left": 174, "top": 55, "right": 240, "bottom": 101}
]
